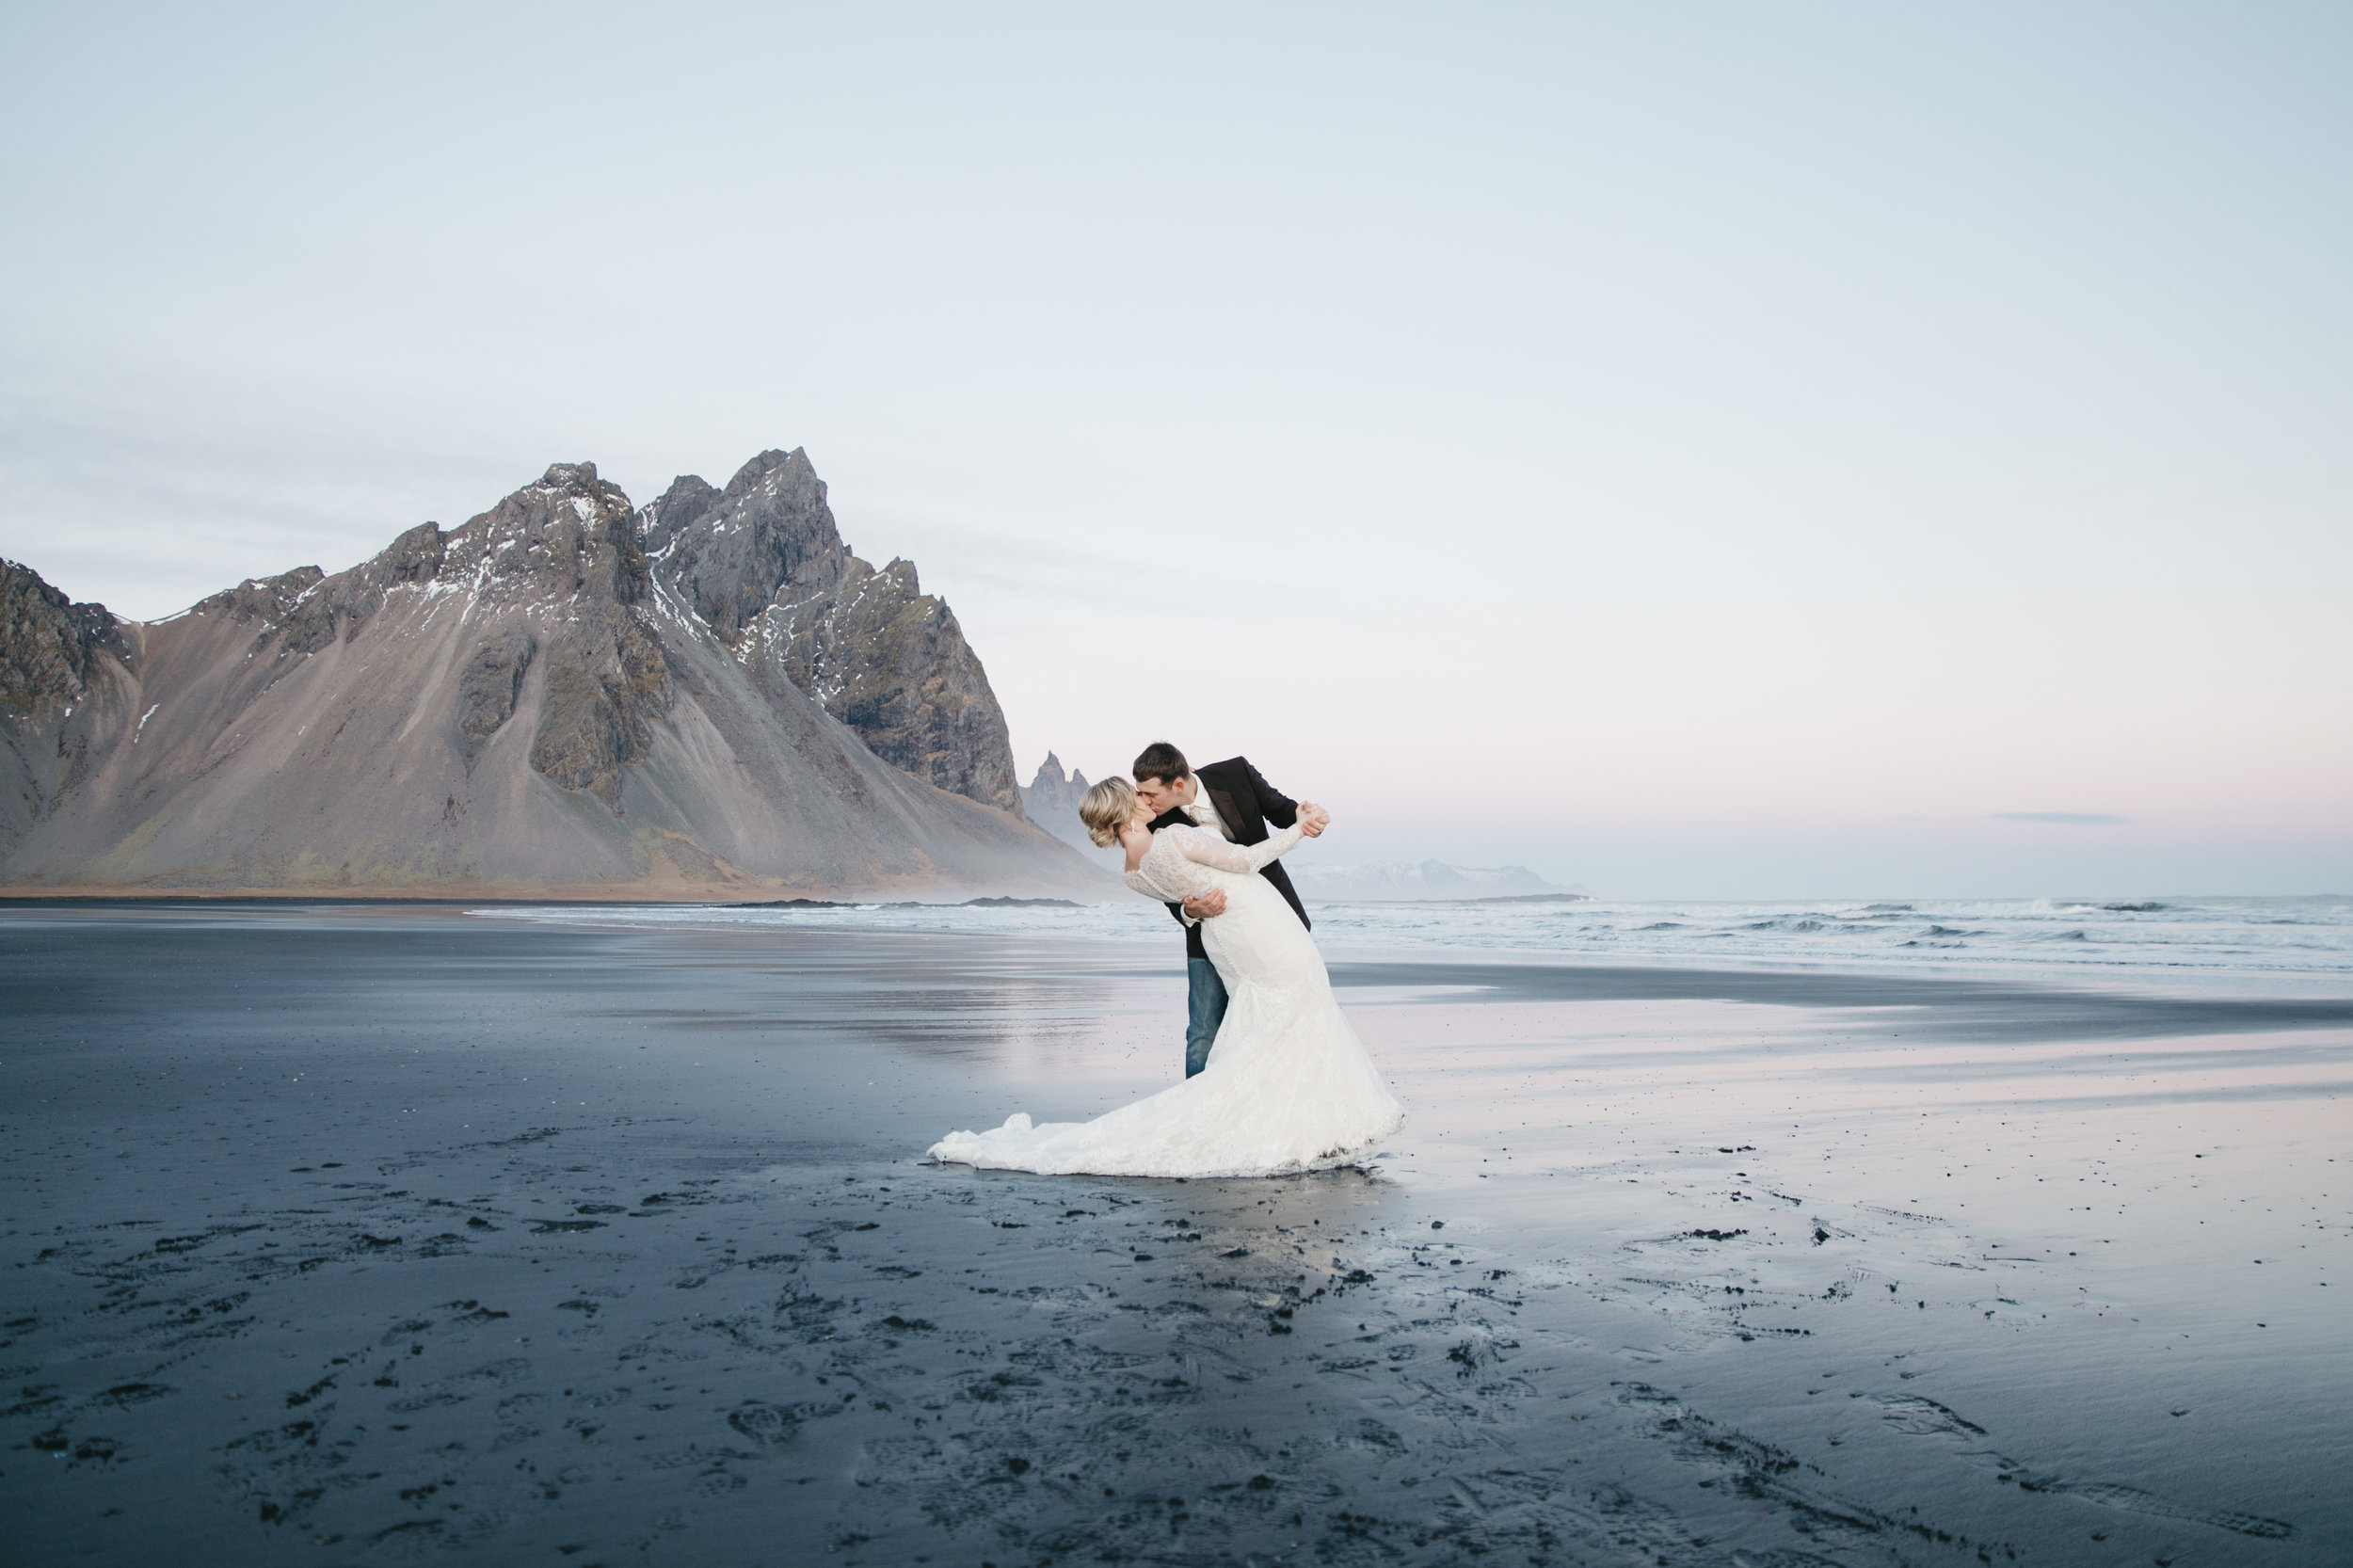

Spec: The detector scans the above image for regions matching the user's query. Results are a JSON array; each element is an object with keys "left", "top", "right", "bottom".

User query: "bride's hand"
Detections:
[{"left": 1298, "top": 803, "right": 1330, "bottom": 837}]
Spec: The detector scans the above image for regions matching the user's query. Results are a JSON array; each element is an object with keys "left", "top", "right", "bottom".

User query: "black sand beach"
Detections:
[{"left": 3, "top": 904, "right": 2347, "bottom": 1566}]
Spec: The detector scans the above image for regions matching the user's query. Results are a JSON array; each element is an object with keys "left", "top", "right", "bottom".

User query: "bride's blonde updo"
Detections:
[{"left": 1079, "top": 776, "right": 1139, "bottom": 848}]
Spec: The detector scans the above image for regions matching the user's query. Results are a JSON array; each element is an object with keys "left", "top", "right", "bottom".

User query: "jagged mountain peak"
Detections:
[
  {"left": 639, "top": 473, "right": 721, "bottom": 549},
  {"left": 536, "top": 460, "right": 602, "bottom": 488},
  {"left": 633, "top": 453, "right": 1019, "bottom": 814},
  {"left": 1, "top": 452, "right": 1082, "bottom": 896},
  {"left": 453, "top": 462, "right": 647, "bottom": 609},
  {"left": 719, "top": 447, "right": 819, "bottom": 505},
  {"left": 643, "top": 448, "right": 843, "bottom": 642},
  {"left": 638, "top": 449, "right": 822, "bottom": 553},
  {"left": 1019, "top": 750, "right": 1106, "bottom": 857}
]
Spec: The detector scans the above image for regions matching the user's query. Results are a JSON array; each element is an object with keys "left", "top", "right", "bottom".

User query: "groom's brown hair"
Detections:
[{"left": 1131, "top": 742, "right": 1191, "bottom": 787}]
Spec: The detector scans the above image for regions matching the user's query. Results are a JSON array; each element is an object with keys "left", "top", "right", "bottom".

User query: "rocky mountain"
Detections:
[
  {"left": 1018, "top": 752, "right": 1097, "bottom": 854},
  {"left": 639, "top": 451, "right": 1021, "bottom": 814},
  {"left": 0, "top": 455, "right": 1104, "bottom": 899},
  {"left": 1284, "top": 860, "right": 1590, "bottom": 903},
  {"left": 1018, "top": 752, "right": 1129, "bottom": 872}
]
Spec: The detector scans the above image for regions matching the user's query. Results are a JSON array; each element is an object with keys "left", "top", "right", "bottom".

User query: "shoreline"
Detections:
[{"left": 5, "top": 904, "right": 2346, "bottom": 1564}]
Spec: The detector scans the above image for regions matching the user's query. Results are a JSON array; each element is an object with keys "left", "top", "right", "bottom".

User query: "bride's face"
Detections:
[{"left": 1123, "top": 795, "right": 1154, "bottom": 837}]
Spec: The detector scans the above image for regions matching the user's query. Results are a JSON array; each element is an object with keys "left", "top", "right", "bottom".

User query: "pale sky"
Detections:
[{"left": 4, "top": 3, "right": 2346, "bottom": 897}]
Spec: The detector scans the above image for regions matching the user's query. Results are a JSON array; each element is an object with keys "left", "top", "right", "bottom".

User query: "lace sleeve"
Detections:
[
  {"left": 1174, "top": 822, "right": 1305, "bottom": 874},
  {"left": 1128, "top": 837, "right": 1214, "bottom": 904}
]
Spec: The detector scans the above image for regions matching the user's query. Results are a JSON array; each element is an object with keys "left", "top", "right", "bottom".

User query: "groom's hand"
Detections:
[
  {"left": 1298, "top": 802, "right": 1330, "bottom": 838},
  {"left": 1182, "top": 891, "right": 1227, "bottom": 920}
]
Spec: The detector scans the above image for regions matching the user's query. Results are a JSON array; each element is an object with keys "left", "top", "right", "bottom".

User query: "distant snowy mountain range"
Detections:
[{"left": 1285, "top": 860, "right": 1589, "bottom": 904}]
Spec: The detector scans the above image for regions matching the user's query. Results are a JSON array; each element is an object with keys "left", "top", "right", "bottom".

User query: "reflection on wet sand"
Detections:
[{"left": 1, "top": 906, "right": 2345, "bottom": 1565}]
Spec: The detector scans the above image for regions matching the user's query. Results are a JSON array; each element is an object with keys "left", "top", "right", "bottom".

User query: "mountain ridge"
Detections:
[{"left": 0, "top": 454, "right": 1103, "bottom": 900}]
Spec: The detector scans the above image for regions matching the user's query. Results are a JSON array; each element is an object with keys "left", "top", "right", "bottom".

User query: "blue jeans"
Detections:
[{"left": 1185, "top": 956, "right": 1229, "bottom": 1079}]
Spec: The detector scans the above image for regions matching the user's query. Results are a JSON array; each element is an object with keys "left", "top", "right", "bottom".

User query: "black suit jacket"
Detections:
[{"left": 1147, "top": 756, "right": 1311, "bottom": 961}]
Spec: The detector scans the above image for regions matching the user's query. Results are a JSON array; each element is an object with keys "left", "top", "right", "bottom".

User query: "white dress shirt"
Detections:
[
  {"left": 1186, "top": 792, "right": 1236, "bottom": 842},
  {"left": 1176, "top": 789, "right": 1238, "bottom": 926}
]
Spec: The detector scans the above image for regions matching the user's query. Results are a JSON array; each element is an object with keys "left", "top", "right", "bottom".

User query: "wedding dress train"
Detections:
[{"left": 926, "top": 822, "right": 1404, "bottom": 1177}]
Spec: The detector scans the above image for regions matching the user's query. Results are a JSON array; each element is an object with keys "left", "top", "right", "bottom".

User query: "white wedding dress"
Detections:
[{"left": 927, "top": 822, "right": 1404, "bottom": 1177}]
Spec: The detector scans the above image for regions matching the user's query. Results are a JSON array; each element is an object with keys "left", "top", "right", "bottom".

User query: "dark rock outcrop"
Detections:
[
  {"left": 527, "top": 604, "right": 669, "bottom": 807},
  {"left": 0, "top": 457, "right": 1100, "bottom": 899},
  {"left": 463, "top": 465, "right": 672, "bottom": 807},
  {"left": 765, "top": 555, "right": 1017, "bottom": 811},
  {"left": 640, "top": 450, "right": 1022, "bottom": 814},
  {"left": 456, "top": 629, "right": 536, "bottom": 746},
  {"left": 1, "top": 559, "right": 133, "bottom": 715},
  {"left": 1, "top": 560, "right": 140, "bottom": 857}
]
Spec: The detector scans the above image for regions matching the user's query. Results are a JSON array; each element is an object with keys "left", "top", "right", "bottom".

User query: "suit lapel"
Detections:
[{"left": 1203, "top": 782, "right": 1254, "bottom": 843}]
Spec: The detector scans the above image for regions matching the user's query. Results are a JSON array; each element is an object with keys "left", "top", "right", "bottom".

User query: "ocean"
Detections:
[{"left": 474, "top": 890, "right": 2353, "bottom": 985}]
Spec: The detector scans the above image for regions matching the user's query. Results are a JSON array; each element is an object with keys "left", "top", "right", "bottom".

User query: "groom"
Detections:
[{"left": 1131, "top": 742, "right": 1321, "bottom": 1078}]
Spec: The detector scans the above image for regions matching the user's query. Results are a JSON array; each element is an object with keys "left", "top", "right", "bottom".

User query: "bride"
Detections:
[{"left": 926, "top": 777, "right": 1404, "bottom": 1177}]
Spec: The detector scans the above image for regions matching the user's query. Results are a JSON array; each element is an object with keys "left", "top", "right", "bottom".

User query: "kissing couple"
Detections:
[{"left": 929, "top": 743, "right": 1404, "bottom": 1178}]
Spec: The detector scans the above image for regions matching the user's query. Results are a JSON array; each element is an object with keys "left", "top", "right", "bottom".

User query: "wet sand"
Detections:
[{"left": 3, "top": 904, "right": 2347, "bottom": 1566}]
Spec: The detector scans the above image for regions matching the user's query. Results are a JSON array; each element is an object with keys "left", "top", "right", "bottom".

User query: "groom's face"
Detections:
[{"left": 1134, "top": 774, "right": 1195, "bottom": 816}]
